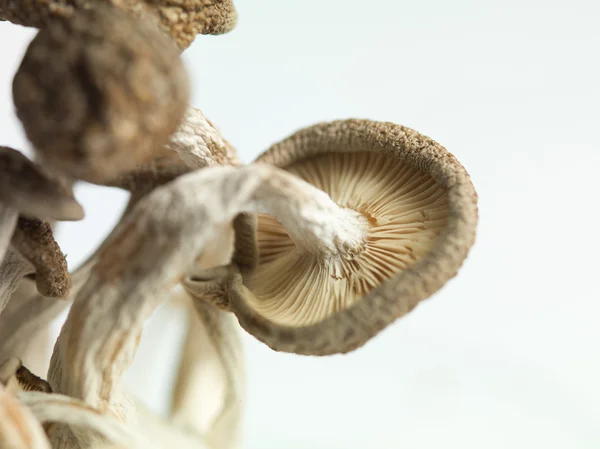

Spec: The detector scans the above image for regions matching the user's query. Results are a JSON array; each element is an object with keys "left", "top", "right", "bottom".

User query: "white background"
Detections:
[{"left": 1, "top": 1, "right": 600, "bottom": 448}]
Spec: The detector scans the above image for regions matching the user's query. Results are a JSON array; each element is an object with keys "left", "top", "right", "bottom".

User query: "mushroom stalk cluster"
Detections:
[{"left": 0, "top": 2, "right": 478, "bottom": 449}]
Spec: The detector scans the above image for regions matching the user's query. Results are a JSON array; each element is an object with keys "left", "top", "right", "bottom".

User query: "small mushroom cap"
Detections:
[
  {"left": 229, "top": 119, "right": 478, "bottom": 355},
  {"left": 11, "top": 217, "right": 71, "bottom": 298},
  {"left": 0, "top": 0, "right": 237, "bottom": 50},
  {"left": 0, "top": 147, "right": 84, "bottom": 221},
  {"left": 12, "top": 3, "right": 190, "bottom": 184}
]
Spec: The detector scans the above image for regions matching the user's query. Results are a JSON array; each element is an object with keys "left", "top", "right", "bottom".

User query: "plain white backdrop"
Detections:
[{"left": 1, "top": 1, "right": 599, "bottom": 448}]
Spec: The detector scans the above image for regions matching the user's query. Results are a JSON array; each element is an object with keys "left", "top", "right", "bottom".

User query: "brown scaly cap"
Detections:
[
  {"left": 12, "top": 3, "right": 190, "bottom": 185},
  {"left": 0, "top": 0, "right": 237, "bottom": 50},
  {"left": 0, "top": 147, "right": 84, "bottom": 221},
  {"left": 228, "top": 119, "right": 478, "bottom": 355},
  {"left": 11, "top": 217, "right": 71, "bottom": 298}
]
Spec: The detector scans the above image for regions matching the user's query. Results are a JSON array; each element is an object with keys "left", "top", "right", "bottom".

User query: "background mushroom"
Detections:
[
  {"left": 228, "top": 119, "right": 478, "bottom": 355},
  {"left": 0, "top": 0, "right": 237, "bottom": 50},
  {"left": 0, "top": 146, "right": 84, "bottom": 225},
  {"left": 12, "top": 3, "right": 189, "bottom": 184}
]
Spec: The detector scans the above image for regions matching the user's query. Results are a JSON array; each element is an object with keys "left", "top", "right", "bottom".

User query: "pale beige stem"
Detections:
[
  {"left": 19, "top": 392, "right": 154, "bottom": 449},
  {"left": 0, "top": 385, "right": 50, "bottom": 449},
  {"left": 48, "top": 164, "right": 362, "bottom": 437},
  {"left": 0, "top": 248, "right": 34, "bottom": 315},
  {"left": 166, "top": 107, "right": 239, "bottom": 170},
  {"left": 171, "top": 298, "right": 244, "bottom": 449},
  {"left": 0, "top": 204, "right": 18, "bottom": 263},
  {"left": 0, "top": 264, "right": 90, "bottom": 367}
]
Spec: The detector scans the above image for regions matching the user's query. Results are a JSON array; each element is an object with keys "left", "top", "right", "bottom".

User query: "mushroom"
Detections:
[
  {"left": 0, "top": 146, "right": 84, "bottom": 225},
  {"left": 12, "top": 3, "right": 190, "bottom": 184},
  {"left": 227, "top": 119, "right": 479, "bottom": 355},
  {"left": 0, "top": 0, "right": 237, "bottom": 50}
]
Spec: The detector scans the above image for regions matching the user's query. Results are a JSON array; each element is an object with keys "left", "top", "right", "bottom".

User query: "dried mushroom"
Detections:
[
  {"left": 13, "top": 3, "right": 190, "bottom": 184},
  {"left": 228, "top": 120, "right": 478, "bottom": 355},
  {"left": 0, "top": 4, "right": 480, "bottom": 449},
  {"left": 0, "top": 146, "right": 84, "bottom": 222},
  {"left": 0, "top": 0, "right": 237, "bottom": 50}
]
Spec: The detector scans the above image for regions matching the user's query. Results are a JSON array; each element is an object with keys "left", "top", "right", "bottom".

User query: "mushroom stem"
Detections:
[
  {"left": 0, "top": 263, "right": 91, "bottom": 370},
  {"left": 249, "top": 164, "right": 367, "bottom": 257},
  {"left": 0, "top": 385, "right": 51, "bottom": 449},
  {"left": 0, "top": 248, "right": 34, "bottom": 315},
  {"left": 47, "top": 164, "right": 363, "bottom": 426},
  {"left": 19, "top": 392, "right": 156, "bottom": 449},
  {"left": 166, "top": 107, "right": 239, "bottom": 170},
  {"left": 171, "top": 301, "right": 244, "bottom": 449},
  {"left": 0, "top": 204, "right": 18, "bottom": 263}
]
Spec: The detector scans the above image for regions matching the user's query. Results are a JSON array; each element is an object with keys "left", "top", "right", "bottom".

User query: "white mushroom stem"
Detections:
[
  {"left": 0, "top": 204, "right": 18, "bottom": 263},
  {"left": 167, "top": 107, "right": 239, "bottom": 170},
  {"left": 0, "top": 385, "right": 50, "bottom": 449},
  {"left": 249, "top": 166, "right": 366, "bottom": 257},
  {"left": 0, "top": 248, "right": 34, "bottom": 315},
  {"left": 48, "top": 164, "right": 364, "bottom": 431},
  {"left": 0, "top": 263, "right": 91, "bottom": 366},
  {"left": 173, "top": 221, "right": 244, "bottom": 449},
  {"left": 172, "top": 301, "right": 244, "bottom": 449},
  {"left": 19, "top": 392, "right": 155, "bottom": 449}
]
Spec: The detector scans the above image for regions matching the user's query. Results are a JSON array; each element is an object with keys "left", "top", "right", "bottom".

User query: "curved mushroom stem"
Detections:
[
  {"left": 250, "top": 164, "right": 367, "bottom": 257},
  {"left": 19, "top": 392, "right": 156, "bottom": 449},
  {"left": 0, "top": 248, "right": 34, "bottom": 315},
  {"left": 0, "top": 385, "right": 50, "bottom": 449},
  {"left": 166, "top": 107, "right": 239, "bottom": 170},
  {"left": 0, "top": 204, "right": 18, "bottom": 263},
  {"left": 0, "top": 264, "right": 91, "bottom": 371},
  {"left": 47, "top": 163, "right": 363, "bottom": 430},
  {"left": 171, "top": 300, "right": 244, "bottom": 449}
]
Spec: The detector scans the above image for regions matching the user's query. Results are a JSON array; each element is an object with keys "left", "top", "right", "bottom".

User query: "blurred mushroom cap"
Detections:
[
  {"left": 0, "top": 146, "right": 83, "bottom": 221},
  {"left": 12, "top": 3, "right": 189, "bottom": 184}
]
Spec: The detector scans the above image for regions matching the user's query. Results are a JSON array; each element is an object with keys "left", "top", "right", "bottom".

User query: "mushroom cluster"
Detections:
[{"left": 0, "top": 2, "right": 478, "bottom": 449}]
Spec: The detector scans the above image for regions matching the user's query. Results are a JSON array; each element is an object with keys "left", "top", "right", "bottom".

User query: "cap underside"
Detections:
[{"left": 242, "top": 151, "right": 449, "bottom": 327}]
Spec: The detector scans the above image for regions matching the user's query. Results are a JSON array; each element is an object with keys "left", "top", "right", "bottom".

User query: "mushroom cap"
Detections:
[
  {"left": 11, "top": 217, "right": 72, "bottom": 298},
  {"left": 228, "top": 119, "right": 478, "bottom": 355},
  {"left": 12, "top": 3, "right": 189, "bottom": 184},
  {"left": 0, "top": 147, "right": 84, "bottom": 221},
  {"left": 0, "top": 0, "right": 237, "bottom": 50}
]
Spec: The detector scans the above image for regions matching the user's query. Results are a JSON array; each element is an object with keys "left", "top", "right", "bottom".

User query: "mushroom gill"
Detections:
[{"left": 243, "top": 151, "right": 449, "bottom": 327}]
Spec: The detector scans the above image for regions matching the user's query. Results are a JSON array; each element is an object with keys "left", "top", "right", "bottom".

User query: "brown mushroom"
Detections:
[
  {"left": 0, "top": 0, "right": 237, "bottom": 50},
  {"left": 0, "top": 146, "right": 84, "bottom": 222},
  {"left": 12, "top": 3, "right": 189, "bottom": 184},
  {"left": 228, "top": 119, "right": 478, "bottom": 355},
  {"left": 11, "top": 217, "right": 71, "bottom": 298}
]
